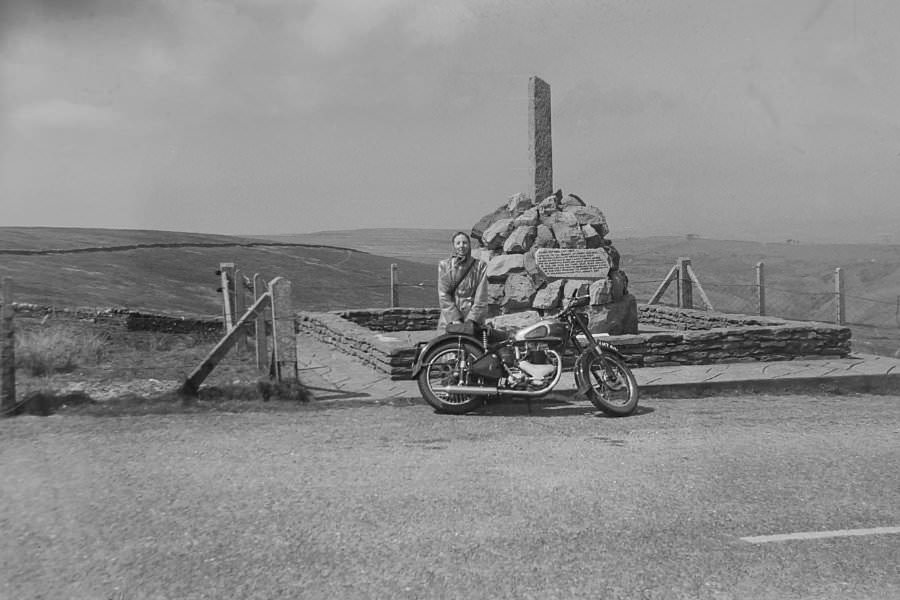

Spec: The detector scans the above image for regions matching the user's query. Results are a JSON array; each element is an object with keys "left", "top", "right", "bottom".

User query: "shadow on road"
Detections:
[
  {"left": 305, "top": 385, "right": 371, "bottom": 401},
  {"left": 476, "top": 399, "right": 656, "bottom": 418}
]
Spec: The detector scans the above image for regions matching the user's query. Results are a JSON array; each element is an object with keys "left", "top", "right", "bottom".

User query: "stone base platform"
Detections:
[{"left": 296, "top": 308, "right": 852, "bottom": 380}]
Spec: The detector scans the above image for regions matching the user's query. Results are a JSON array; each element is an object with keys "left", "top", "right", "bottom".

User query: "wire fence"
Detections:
[{"left": 390, "top": 259, "right": 900, "bottom": 356}]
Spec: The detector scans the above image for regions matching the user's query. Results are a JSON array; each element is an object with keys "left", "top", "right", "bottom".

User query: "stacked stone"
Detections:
[{"left": 470, "top": 190, "right": 637, "bottom": 334}]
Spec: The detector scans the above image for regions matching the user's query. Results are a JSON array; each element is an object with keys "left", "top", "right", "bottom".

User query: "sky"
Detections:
[{"left": 1, "top": 0, "right": 899, "bottom": 243}]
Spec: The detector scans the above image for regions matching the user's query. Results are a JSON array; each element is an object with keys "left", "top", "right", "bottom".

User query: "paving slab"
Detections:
[{"left": 295, "top": 332, "right": 900, "bottom": 404}]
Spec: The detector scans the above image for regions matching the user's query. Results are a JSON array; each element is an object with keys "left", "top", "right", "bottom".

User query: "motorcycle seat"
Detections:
[
  {"left": 445, "top": 320, "right": 480, "bottom": 336},
  {"left": 445, "top": 321, "right": 509, "bottom": 343}
]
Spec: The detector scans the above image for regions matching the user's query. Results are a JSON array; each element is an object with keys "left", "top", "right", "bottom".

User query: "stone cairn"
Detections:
[{"left": 470, "top": 190, "right": 638, "bottom": 334}]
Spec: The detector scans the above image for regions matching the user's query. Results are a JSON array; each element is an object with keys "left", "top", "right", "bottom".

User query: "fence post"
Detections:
[
  {"left": 677, "top": 257, "right": 693, "bottom": 309},
  {"left": 390, "top": 264, "right": 399, "bottom": 308},
  {"left": 270, "top": 277, "right": 297, "bottom": 382},
  {"left": 756, "top": 262, "right": 766, "bottom": 316},
  {"left": 253, "top": 273, "right": 268, "bottom": 371},
  {"left": 1, "top": 278, "right": 14, "bottom": 415},
  {"left": 218, "top": 262, "right": 235, "bottom": 330},
  {"left": 233, "top": 268, "right": 248, "bottom": 351},
  {"left": 834, "top": 267, "right": 845, "bottom": 325}
]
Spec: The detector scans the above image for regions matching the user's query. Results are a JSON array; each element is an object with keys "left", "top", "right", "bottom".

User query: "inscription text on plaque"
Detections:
[{"left": 534, "top": 248, "right": 611, "bottom": 279}]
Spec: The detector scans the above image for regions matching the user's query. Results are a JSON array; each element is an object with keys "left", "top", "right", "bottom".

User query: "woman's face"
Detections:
[{"left": 453, "top": 234, "right": 470, "bottom": 258}]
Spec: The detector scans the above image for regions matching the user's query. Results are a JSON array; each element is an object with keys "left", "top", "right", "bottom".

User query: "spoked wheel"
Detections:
[
  {"left": 576, "top": 351, "right": 639, "bottom": 416},
  {"left": 416, "top": 340, "right": 486, "bottom": 414}
]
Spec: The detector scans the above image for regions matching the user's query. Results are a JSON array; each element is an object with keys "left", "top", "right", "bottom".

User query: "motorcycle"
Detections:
[{"left": 411, "top": 294, "right": 639, "bottom": 416}]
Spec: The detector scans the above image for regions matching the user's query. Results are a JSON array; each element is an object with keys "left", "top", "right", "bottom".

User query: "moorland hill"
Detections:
[
  {"left": 2, "top": 226, "right": 898, "bottom": 355},
  {"left": 269, "top": 229, "right": 900, "bottom": 356},
  {"left": 0, "top": 227, "right": 436, "bottom": 316}
]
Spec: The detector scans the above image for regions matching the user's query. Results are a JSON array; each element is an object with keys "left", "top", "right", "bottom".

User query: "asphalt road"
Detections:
[{"left": 2, "top": 394, "right": 899, "bottom": 600}]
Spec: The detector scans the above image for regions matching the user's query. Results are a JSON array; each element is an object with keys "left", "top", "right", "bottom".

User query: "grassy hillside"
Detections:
[
  {"left": 2, "top": 227, "right": 898, "bottom": 355},
  {"left": 260, "top": 228, "right": 459, "bottom": 264},
  {"left": 261, "top": 229, "right": 900, "bottom": 324},
  {"left": 261, "top": 229, "right": 900, "bottom": 356},
  {"left": 614, "top": 237, "right": 900, "bottom": 322},
  {"left": 0, "top": 227, "right": 435, "bottom": 316},
  {"left": 0, "top": 227, "right": 262, "bottom": 251}
]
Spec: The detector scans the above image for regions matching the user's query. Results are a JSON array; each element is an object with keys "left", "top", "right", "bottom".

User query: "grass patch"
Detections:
[
  {"left": 49, "top": 380, "right": 313, "bottom": 417},
  {"left": 15, "top": 324, "right": 108, "bottom": 376}
]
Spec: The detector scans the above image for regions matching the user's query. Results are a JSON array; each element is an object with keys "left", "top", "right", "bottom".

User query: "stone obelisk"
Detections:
[{"left": 528, "top": 76, "right": 552, "bottom": 203}]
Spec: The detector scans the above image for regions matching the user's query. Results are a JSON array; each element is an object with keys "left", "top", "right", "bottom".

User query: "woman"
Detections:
[{"left": 437, "top": 231, "right": 489, "bottom": 331}]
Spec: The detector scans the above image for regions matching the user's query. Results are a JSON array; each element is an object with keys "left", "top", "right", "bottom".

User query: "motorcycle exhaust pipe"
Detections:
[
  {"left": 430, "top": 384, "right": 498, "bottom": 396},
  {"left": 431, "top": 366, "right": 563, "bottom": 398}
]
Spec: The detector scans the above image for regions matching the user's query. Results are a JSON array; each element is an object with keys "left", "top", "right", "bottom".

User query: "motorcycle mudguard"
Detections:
[
  {"left": 595, "top": 340, "right": 628, "bottom": 361},
  {"left": 573, "top": 343, "right": 628, "bottom": 377},
  {"left": 410, "top": 333, "right": 484, "bottom": 378}
]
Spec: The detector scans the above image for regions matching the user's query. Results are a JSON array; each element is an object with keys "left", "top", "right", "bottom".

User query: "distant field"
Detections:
[
  {"left": 0, "top": 227, "right": 437, "bottom": 316},
  {"left": 258, "top": 228, "right": 459, "bottom": 264},
  {"left": 1, "top": 227, "right": 898, "bottom": 355},
  {"left": 259, "top": 229, "right": 900, "bottom": 356}
]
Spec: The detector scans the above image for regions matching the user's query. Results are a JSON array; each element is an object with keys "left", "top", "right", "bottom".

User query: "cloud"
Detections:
[
  {"left": 296, "top": 0, "right": 483, "bottom": 54},
  {"left": 403, "top": 2, "right": 476, "bottom": 45},
  {"left": 558, "top": 82, "right": 679, "bottom": 124},
  {"left": 10, "top": 99, "right": 120, "bottom": 130},
  {"left": 298, "top": 0, "right": 410, "bottom": 55}
]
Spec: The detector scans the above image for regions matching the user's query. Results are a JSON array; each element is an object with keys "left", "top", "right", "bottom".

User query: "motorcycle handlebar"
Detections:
[{"left": 560, "top": 294, "right": 590, "bottom": 315}]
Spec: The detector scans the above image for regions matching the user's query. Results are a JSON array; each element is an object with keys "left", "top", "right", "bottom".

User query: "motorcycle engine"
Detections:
[{"left": 504, "top": 345, "right": 559, "bottom": 389}]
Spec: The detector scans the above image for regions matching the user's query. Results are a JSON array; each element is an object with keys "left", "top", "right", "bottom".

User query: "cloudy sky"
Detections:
[{"left": 1, "top": 0, "right": 899, "bottom": 242}]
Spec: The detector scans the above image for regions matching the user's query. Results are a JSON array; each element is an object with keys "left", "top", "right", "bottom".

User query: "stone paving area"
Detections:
[{"left": 295, "top": 332, "right": 900, "bottom": 403}]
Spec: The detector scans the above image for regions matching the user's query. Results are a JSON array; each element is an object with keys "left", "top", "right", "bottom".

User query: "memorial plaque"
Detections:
[{"left": 534, "top": 248, "right": 610, "bottom": 279}]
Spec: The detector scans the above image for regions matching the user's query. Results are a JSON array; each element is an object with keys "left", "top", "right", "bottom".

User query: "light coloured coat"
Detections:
[{"left": 437, "top": 255, "right": 488, "bottom": 330}]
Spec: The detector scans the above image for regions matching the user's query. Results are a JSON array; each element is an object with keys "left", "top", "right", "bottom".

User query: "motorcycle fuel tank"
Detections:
[{"left": 514, "top": 319, "right": 566, "bottom": 342}]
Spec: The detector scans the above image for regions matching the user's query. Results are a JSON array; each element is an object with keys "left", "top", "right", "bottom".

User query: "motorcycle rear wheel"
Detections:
[
  {"left": 417, "top": 340, "right": 486, "bottom": 414},
  {"left": 577, "top": 352, "right": 639, "bottom": 417}
]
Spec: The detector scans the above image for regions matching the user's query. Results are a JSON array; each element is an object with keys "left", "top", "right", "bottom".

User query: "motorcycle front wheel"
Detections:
[
  {"left": 576, "top": 351, "right": 639, "bottom": 417},
  {"left": 416, "top": 340, "right": 486, "bottom": 414}
]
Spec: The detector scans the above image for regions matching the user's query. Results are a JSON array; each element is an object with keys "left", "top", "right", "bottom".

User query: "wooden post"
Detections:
[
  {"left": 270, "top": 277, "right": 297, "bottom": 382},
  {"left": 647, "top": 265, "right": 679, "bottom": 305},
  {"left": 677, "top": 257, "right": 693, "bottom": 309},
  {"left": 756, "top": 262, "right": 766, "bottom": 316},
  {"left": 390, "top": 264, "right": 399, "bottom": 308},
  {"left": 253, "top": 273, "right": 268, "bottom": 371},
  {"left": 529, "top": 76, "right": 553, "bottom": 202},
  {"left": 1, "top": 278, "right": 15, "bottom": 415},
  {"left": 685, "top": 264, "right": 714, "bottom": 311},
  {"left": 835, "top": 267, "right": 845, "bottom": 325},
  {"left": 219, "top": 262, "right": 235, "bottom": 330},
  {"left": 233, "top": 268, "right": 248, "bottom": 351},
  {"left": 181, "top": 292, "right": 272, "bottom": 396}
]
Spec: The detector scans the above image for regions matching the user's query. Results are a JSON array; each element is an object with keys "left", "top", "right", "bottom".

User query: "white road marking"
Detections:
[{"left": 741, "top": 526, "right": 900, "bottom": 544}]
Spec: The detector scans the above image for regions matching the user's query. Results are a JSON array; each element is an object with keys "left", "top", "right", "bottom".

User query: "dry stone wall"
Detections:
[
  {"left": 11, "top": 303, "right": 223, "bottom": 336},
  {"left": 335, "top": 308, "right": 441, "bottom": 332},
  {"left": 296, "top": 311, "right": 425, "bottom": 379},
  {"left": 296, "top": 306, "right": 852, "bottom": 379}
]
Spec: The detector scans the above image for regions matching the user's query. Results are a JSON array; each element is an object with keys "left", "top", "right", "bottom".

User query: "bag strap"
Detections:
[{"left": 447, "top": 258, "right": 477, "bottom": 297}]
